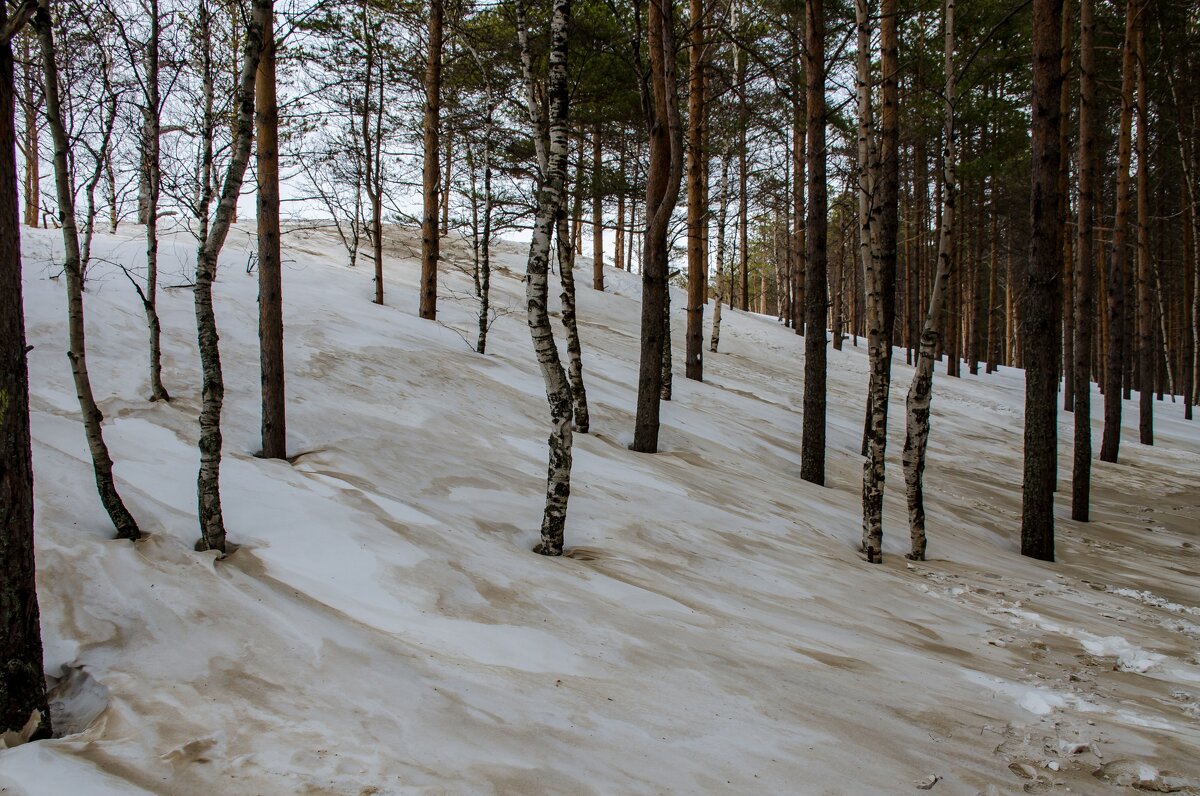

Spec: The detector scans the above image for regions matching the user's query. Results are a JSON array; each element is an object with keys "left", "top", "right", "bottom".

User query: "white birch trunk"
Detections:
[{"left": 901, "top": 0, "right": 955, "bottom": 561}]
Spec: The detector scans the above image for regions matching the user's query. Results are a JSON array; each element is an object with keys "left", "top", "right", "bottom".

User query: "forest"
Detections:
[{"left": 1, "top": 0, "right": 1198, "bottom": 790}]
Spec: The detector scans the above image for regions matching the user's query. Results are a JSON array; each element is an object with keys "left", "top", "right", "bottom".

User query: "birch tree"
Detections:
[
  {"left": 34, "top": 0, "right": 141, "bottom": 540},
  {"left": 193, "top": 0, "right": 270, "bottom": 553},
  {"left": 518, "top": 0, "right": 573, "bottom": 556},
  {"left": 901, "top": 0, "right": 954, "bottom": 562}
]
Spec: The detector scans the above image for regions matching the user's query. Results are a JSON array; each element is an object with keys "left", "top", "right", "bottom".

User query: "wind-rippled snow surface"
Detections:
[{"left": 3, "top": 223, "right": 1198, "bottom": 794}]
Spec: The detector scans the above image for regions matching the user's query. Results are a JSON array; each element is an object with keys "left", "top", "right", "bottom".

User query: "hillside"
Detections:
[{"left": 1, "top": 222, "right": 1198, "bottom": 795}]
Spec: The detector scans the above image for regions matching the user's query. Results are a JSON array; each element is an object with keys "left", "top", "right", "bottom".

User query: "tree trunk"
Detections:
[
  {"left": 1100, "top": 0, "right": 1136, "bottom": 463},
  {"left": 35, "top": 0, "right": 141, "bottom": 541},
  {"left": 1135, "top": 14, "right": 1152, "bottom": 445},
  {"left": 518, "top": 0, "right": 573, "bottom": 555},
  {"left": 143, "top": 0, "right": 169, "bottom": 402},
  {"left": 0, "top": 4, "right": 51, "bottom": 740},
  {"left": 710, "top": 156, "right": 729, "bottom": 353},
  {"left": 592, "top": 124, "right": 604, "bottom": 290},
  {"left": 615, "top": 134, "right": 625, "bottom": 271},
  {"left": 419, "top": 0, "right": 442, "bottom": 320},
  {"left": 441, "top": 128, "right": 452, "bottom": 237},
  {"left": 20, "top": 34, "right": 36, "bottom": 229},
  {"left": 193, "top": 0, "right": 270, "bottom": 553},
  {"left": 801, "top": 0, "right": 828, "bottom": 485},
  {"left": 256, "top": 6, "right": 285, "bottom": 459},
  {"left": 902, "top": 0, "right": 955, "bottom": 561},
  {"left": 477, "top": 111, "right": 493, "bottom": 354},
  {"left": 631, "top": 0, "right": 685, "bottom": 454},
  {"left": 685, "top": 0, "right": 706, "bottom": 381},
  {"left": 1072, "top": 0, "right": 1096, "bottom": 521},
  {"left": 1059, "top": 0, "right": 1074, "bottom": 410},
  {"left": 791, "top": 16, "right": 805, "bottom": 335},
  {"left": 1020, "top": 0, "right": 1064, "bottom": 562},
  {"left": 556, "top": 192, "right": 590, "bottom": 433},
  {"left": 859, "top": 0, "right": 899, "bottom": 563}
]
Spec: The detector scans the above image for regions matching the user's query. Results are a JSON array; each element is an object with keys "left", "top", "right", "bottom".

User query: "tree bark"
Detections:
[
  {"left": 685, "top": 0, "right": 706, "bottom": 381},
  {"left": 143, "top": 0, "right": 168, "bottom": 401},
  {"left": 592, "top": 124, "right": 604, "bottom": 290},
  {"left": 615, "top": 134, "right": 626, "bottom": 271},
  {"left": 35, "top": 0, "right": 141, "bottom": 541},
  {"left": 477, "top": 110, "right": 493, "bottom": 354},
  {"left": 1020, "top": 0, "right": 1064, "bottom": 562},
  {"left": 19, "top": 32, "right": 36, "bottom": 229},
  {"left": 859, "top": 0, "right": 899, "bottom": 563},
  {"left": 193, "top": 0, "right": 270, "bottom": 553},
  {"left": 710, "top": 155, "right": 729, "bottom": 352},
  {"left": 801, "top": 0, "right": 828, "bottom": 485},
  {"left": 902, "top": 0, "right": 954, "bottom": 561},
  {"left": 419, "top": 0, "right": 442, "bottom": 320},
  {"left": 1134, "top": 14, "right": 1152, "bottom": 445},
  {"left": 1072, "top": 0, "right": 1096, "bottom": 521},
  {"left": 631, "top": 0, "right": 685, "bottom": 453},
  {"left": 256, "top": 5, "right": 285, "bottom": 459},
  {"left": 518, "top": 0, "right": 573, "bottom": 555},
  {"left": 0, "top": 2, "right": 50, "bottom": 740},
  {"left": 1100, "top": 0, "right": 1137, "bottom": 463},
  {"left": 556, "top": 191, "right": 590, "bottom": 433}
]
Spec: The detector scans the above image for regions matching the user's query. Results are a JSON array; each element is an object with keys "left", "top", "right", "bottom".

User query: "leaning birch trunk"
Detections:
[
  {"left": 519, "top": 0, "right": 573, "bottom": 555},
  {"left": 556, "top": 192, "right": 591, "bottom": 432},
  {"left": 902, "top": 0, "right": 955, "bottom": 562},
  {"left": 193, "top": 0, "right": 270, "bottom": 553},
  {"left": 34, "top": 0, "right": 141, "bottom": 541}
]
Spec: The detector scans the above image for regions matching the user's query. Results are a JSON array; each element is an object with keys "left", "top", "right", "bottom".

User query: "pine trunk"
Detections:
[
  {"left": 592, "top": 125, "right": 603, "bottom": 290},
  {"left": 1072, "top": 0, "right": 1096, "bottom": 521},
  {"left": 1135, "top": 16, "right": 1152, "bottom": 445},
  {"left": 0, "top": 8, "right": 51, "bottom": 739},
  {"left": 1100, "top": 0, "right": 1136, "bottom": 463},
  {"left": 419, "top": 0, "right": 442, "bottom": 320},
  {"left": 1020, "top": 0, "right": 1063, "bottom": 562},
  {"left": 801, "top": 0, "right": 828, "bottom": 485},
  {"left": 256, "top": 7, "right": 285, "bottom": 459},
  {"left": 631, "top": 0, "right": 685, "bottom": 454},
  {"left": 685, "top": 0, "right": 705, "bottom": 381}
]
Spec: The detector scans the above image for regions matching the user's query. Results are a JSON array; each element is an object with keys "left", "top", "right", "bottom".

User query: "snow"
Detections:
[{"left": 3, "top": 221, "right": 1200, "bottom": 794}]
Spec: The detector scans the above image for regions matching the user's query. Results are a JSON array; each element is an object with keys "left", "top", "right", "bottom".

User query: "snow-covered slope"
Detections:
[{"left": 3, "top": 222, "right": 1198, "bottom": 795}]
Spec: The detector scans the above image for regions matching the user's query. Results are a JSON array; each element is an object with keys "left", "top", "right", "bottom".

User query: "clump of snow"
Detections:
[
  {"left": 1018, "top": 689, "right": 1067, "bottom": 716},
  {"left": 1107, "top": 588, "right": 1199, "bottom": 616},
  {"left": 1079, "top": 637, "right": 1165, "bottom": 673}
]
